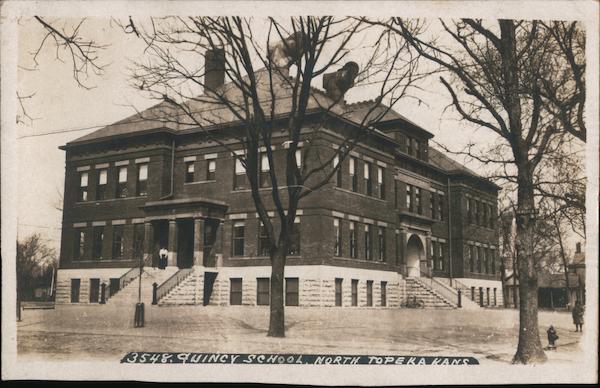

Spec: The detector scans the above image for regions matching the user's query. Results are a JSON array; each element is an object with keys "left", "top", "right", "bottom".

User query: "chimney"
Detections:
[
  {"left": 205, "top": 48, "right": 225, "bottom": 92},
  {"left": 323, "top": 61, "right": 359, "bottom": 102},
  {"left": 575, "top": 242, "right": 581, "bottom": 254}
]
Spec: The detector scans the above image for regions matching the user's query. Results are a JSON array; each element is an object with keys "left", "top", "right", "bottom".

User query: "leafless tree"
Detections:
[
  {"left": 17, "top": 17, "right": 109, "bottom": 124},
  {"left": 17, "top": 234, "right": 57, "bottom": 301},
  {"left": 123, "top": 16, "right": 425, "bottom": 337},
  {"left": 379, "top": 18, "right": 586, "bottom": 364}
]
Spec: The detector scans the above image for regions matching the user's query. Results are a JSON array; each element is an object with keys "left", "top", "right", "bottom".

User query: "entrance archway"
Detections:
[{"left": 406, "top": 234, "right": 424, "bottom": 277}]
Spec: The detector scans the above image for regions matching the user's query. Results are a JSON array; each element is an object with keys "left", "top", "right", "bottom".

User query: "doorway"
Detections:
[
  {"left": 177, "top": 219, "right": 194, "bottom": 268},
  {"left": 406, "top": 234, "right": 424, "bottom": 277},
  {"left": 203, "top": 219, "right": 219, "bottom": 267}
]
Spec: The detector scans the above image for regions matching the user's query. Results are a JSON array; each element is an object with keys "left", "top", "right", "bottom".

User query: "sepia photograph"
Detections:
[{"left": 1, "top": 0, "right": 598, "bottom": 384}]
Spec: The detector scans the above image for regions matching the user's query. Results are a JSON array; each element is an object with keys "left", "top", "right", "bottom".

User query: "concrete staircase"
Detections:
[
  {"left": 158, "top": 269, "right": 201, "bottom": 306},
  {"left": 107, "top": 267, "right": 178, "bottom": 305},
  {"left": 405, "top": 277, "right": 456, "bottom": 308}
]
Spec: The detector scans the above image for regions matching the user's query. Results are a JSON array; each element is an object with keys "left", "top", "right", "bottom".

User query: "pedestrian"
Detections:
[
  {"left": 546, "top": 325, "right": 558, "bottom": 350},
  {"left": 572, "top": 300, "right": 584, "bottom": 332},
  {"left": 159, "top": 246, "right": 168, "bottom": 270}
]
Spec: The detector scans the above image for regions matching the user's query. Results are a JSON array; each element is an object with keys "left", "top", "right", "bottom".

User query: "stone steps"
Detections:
[
  {"left": 158, "top": 270, "right": 201, "bottom": 306},
  {"left": 107, "top": 267, "right": 178, "bottom": 305},
  {"left": 405, "top": 278, "right": 456, "bottom": 309}
]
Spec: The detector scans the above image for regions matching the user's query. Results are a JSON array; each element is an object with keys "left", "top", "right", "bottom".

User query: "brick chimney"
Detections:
[
  {"left": 575, "top": 242, "right": 581, "bottom": 254},
  {"left": 205, "top": 48, "right": 225, "bottom": 92}
]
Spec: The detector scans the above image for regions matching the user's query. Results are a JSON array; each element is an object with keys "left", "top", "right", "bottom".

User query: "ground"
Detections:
[{"left": 16, "top": 305, "right": 583, "bottom": 365}]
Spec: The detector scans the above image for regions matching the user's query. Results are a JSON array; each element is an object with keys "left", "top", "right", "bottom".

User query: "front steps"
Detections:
[
  {"left": 405, "top": 277, "right": 456, "bottom": 308},
  {"left": 158, "top": 269, "right": 201, "bottom": 306},
  {"left": 107, "top": 267, "right": 178, "bottom": 305}
]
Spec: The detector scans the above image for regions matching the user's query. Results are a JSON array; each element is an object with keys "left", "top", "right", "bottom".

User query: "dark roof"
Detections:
[
  {"left": 428, "top": 147, "right": 479, "bottom": 176},
  {"left": 66, "top": 69, "right": 426, "bottom": 146}
]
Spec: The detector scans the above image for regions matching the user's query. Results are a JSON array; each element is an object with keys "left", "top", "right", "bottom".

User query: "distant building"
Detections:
[
  {"left": 55, "top": 49, "right": 501, "bottom": 308},
  {"left": 505, "top": 242, "right": 586, "bottom": 309}
]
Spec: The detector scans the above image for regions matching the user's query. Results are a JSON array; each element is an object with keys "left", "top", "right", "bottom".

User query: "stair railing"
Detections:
[
  {"left": 109, "top": 255, "right": 153, "bottom": 301},
  {"left": 416, "top": 270, "right": 459, "bottom": 306},
  {"left": 155, "top": 268, "right": 194, "bottom": 303}
]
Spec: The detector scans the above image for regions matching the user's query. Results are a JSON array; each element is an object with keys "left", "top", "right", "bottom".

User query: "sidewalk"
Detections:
[{"left": 17, "top": 305, "right": 584, "bottom": 364}]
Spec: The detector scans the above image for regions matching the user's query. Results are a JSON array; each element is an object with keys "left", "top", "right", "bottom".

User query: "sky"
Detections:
[{"left": 13, "top": 16, "right": 573, "bottom": 253}]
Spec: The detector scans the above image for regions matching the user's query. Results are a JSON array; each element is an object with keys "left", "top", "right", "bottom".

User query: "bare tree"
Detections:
[
  {"left": 17, "top": 234, "right": 57, "bottom": 301},
  {"left": 379, "top": 18, "right": 585, "bottom": 363},
  {"left": 18, "top": 17, "right": 109, "bottom": 124},
  {"left": 124, "top": 16, "right": 424, "bottom": 337}
]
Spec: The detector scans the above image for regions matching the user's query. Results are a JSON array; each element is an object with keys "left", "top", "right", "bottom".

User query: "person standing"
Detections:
[
  {"left": 572, "top": 300, "right": 585, "bottom": 332},
  {"left": 159, "top": 247, "right": 168, "bottom": 270}
]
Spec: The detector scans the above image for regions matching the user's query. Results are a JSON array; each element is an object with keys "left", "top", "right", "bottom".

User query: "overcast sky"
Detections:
[{"left": 13, "top": 15, "right": 577, "bottom": 252}]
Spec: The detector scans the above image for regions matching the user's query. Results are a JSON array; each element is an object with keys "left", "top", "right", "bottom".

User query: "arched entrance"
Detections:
[{"left": 406, "top": 234, "right": 424, "bottom": 277}]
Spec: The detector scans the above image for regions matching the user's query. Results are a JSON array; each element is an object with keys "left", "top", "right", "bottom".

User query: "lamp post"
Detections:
[{"left": 134, "top": 249, "right": 145, "bottom": 327}]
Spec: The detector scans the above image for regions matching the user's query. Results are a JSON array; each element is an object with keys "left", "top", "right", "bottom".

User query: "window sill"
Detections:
[
  {"left": 75, "top": 195, "right": 148, "bottom": 205},
  {"left": 184, "top": 180, "right": 216, "bottom": 185},
  {"left": 332, "top": 256, "right": 388, "bottom": 264},
  {"left": 229, "top": 255, "right": 302, "bottom": 259},
  {"left": 333, "top": 187, "right": 387, "bottom": 203}
]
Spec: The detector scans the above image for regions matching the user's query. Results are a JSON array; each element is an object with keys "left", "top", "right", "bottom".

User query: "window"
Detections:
[
  {"left": 259, "top": 153, "right": 270, "bottom": 188},
  {"left": 479, "top": 287, "right": 484, "bottom": 305},
  {"left": 364, "top": 162, "right": 372, "bottom": 196},
  {"left": 185, "top": 161, "right": 195, "bottom": 183},
  {"left": 406, "top": 136, "right": 413, "bottom": 156},
  {"left": 93, "top": 227, "right": 104, "bottom": 260},
  {"left": 490, "top": 205, "right": 496, "bottom": 229},
  {"left": 415, "top": 187, "right": 422, "bottom": 214},
  {"left": 333, "top": 218, "right": 342, "bottom": 257},
  {"left": 256, "top": 278, "right": 270, "bottom": 306},
  {"left": 377, "top": 166, "right": 385, "bottom": 199},
  {"left": 469, "top": 245, "right": 475, "bottom": 273},
  {"left": 364, "top": 224, "right": 372, "bottom": 260},
  {"left": 70, "top": 279, "right": 80, "bottom": 303},
  {"left": 333, "top": 155, "right": 342, "bottom": 188},
  {"left": 493, "top": 288, "right": 497, "bottom": 306},
  {"left": 232, "top": 221, "right": 245, "bottom": 256},
  {"left": 486, "top": 287, "right": 490, "bottom": 306},
  {"left": 288, "top": 218, "right": 301, "bottom": 255},
  {"left": 471, "top": 286, "right": 475, "bottom": 301},
  {"left": 431, "top": 241, "right": 437, "bottom": 269},
  {"left": 394, "top": 181, "right": 399, "bottom": 208},
  {"left": 406, "top": 185, "right": 412, "bottom": 211},
  {"left": 258, "top": 222, "right": 270, "bottom": 256},
  {"left": 335, "top": 278, "right": 343, "bottom": 306},
  {"left": 351, "top": 279, "right": 358, "bottom": 306},
  {"left": 73, "top": 229, "right": 85, "bottom": 260},
  {"left": 438, "top": 242, "right": 445, "bottom": 271},
  {"left": 233, "top": 158, "right": 247, "bottom": 190},
  {"left": 206, "top": 159, "right": 216, "bottom": 181},
  {"left": 230, "top": 278, "right": 242, "bottom": 305},
  {"left": 349, "top": 157, "right": 357, "bottom": 192},
  {"left": 483, "top": 248, "right": 489, "bottom": 273},
  {"left": 466, "top": 199, "right": 471, "bottom": 223},
  {"left": 415, "top": 141, "right": 421, "bottom": 159},
  {"left": 366, "top": 280, "right": 373, "bottom": 306},
  {"left": 395, "top": 231, "right": 401, "bottom": 265},
  {"left": 377, "top": 227, "right": 385, "bottom": 262},
  {"left": 430, "top": 192, "right": 435, "bottom": 219},
  {"left": 477, "top": 247, "right": 483, "bottom": 273},
  {"left": 491, "top": 250, "right": 496, "bottom": 274},
  {"left": 438, "top": 193, "right": 444, "bottom": 221},
  {"left": 349, "top": 222, "right": 357, "bottom": 258},
  {"left": 133, "top": 223, "right": 145, "bottom": 261},
  {"left": 381, "top": 281, "right": 387, "bottom": 307},
  {"left": 89, "top": 278, "right": 100, "bottom": 303},
  {"left": 112, "top": 225, "right": 124, "bottom": 259},
  {"left": 295, "top": 149, "right": 302, "bottom": 168},
  {"left": 78, "top": 172, "right": 88, "bottom": 201},
  {"left": 137, "top": 163, "right": 148, "bottom": 196},
  {"left": 96, "top": 169, "right": 108, "bottom": 200},
  {"left": 482, "top": 204, "right": 488, "bottom": 227},
  {"left": 116, "top": 166, "right": 128, "bottom": 198},
  {"left": 285, "top": 278, "right": 299, "bottom": 306},
  {"left": 475, "top": 201, "right": 481, "bottom": 225}
]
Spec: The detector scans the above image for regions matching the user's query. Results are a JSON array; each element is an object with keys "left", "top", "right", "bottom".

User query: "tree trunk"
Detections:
[
  {"left": 512, "top": 165, "right": 547, "bottom": 364},
  {"left": 268, "top": 245, "right": 286, "bottom": 337}
]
